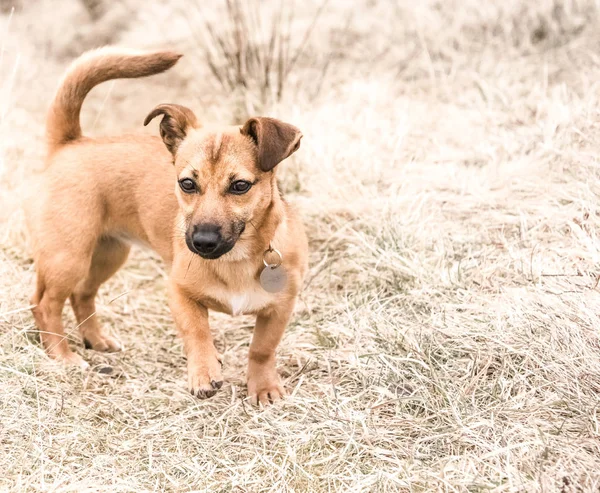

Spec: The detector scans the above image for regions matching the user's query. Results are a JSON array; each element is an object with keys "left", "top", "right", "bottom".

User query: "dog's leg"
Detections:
[
  {"left": 168, "top": 281, "right": 223, "bottom": 398},
  {"left": 247, "top": 302, "right": 295, "bottom": 405},
  {"left": 31, "top": 264, "right": 90, "bottom": 368},
  {"left": 70, "top": 237, "right": 130, "bottom": 352}
]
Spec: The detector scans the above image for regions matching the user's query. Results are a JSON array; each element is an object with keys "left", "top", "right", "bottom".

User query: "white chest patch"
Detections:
[
  {"left": 230, "top": 294, "right": 250, "bottom": 316},
  {"left": 226, "top": 289, "right": 273, "bottom": 316}
]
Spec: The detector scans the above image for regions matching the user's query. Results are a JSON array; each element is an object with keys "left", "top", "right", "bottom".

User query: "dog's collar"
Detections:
[
  {"left": 260, "top": 242, "right": 287, "bottom": 293},
  {"left": 262, "top": 242, "right": 282, "bottom": 268}
]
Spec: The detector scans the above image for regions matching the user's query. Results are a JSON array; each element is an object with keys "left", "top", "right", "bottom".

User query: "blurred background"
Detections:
[{"left": 2, "top": 1, "right": 600, "bottom": 491}]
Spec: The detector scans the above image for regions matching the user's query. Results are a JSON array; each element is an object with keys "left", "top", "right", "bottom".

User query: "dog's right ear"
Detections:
[{"left": 144, "top": 104, "right": 198, "bottom": 156}]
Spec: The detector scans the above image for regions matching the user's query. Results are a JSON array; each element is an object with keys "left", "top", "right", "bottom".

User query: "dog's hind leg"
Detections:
[
  {"left": 31, "top": 255, "right": 91, "bottom": 368},
  {"left": 70, "top": 236, "right": 131, "bottom": 352}
]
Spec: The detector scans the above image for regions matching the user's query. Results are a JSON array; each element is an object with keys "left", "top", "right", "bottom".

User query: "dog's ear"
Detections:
[
  {"left": 144, "top": 104, "right": 198, "bottom": 155},
  {"left": 240, "top": 117, "right": 302, "bottom": 172}
]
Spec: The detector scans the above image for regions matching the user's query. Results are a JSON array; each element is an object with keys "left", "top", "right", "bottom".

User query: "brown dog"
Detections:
[{"left": 26, "top": 48, "right": 308, "bottom": 405}]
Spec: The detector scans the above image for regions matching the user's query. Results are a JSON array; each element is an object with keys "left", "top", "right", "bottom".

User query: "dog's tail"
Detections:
[{"left": 46, "top": 47, "right": 182, "bottom": 153}]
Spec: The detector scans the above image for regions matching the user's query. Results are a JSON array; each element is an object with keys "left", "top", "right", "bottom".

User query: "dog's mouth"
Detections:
[
  {"left": 185, "top": 222, "right": 245, "bottom": 260},
  {"left": 184, "top": 234, "right": 237, "bottom": 259}
]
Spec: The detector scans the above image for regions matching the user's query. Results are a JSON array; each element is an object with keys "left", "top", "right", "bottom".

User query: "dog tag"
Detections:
[{"left": 260, "top": 265, "right": 287, "bottom": 293}]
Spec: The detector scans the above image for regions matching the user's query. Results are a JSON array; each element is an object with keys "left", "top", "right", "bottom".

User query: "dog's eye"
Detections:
[
  {"left": 229, "top": 180, "right": 252, "bottom": 194},
  {"left": 179, "top": 178, "right": 197, "bottom": 193}
]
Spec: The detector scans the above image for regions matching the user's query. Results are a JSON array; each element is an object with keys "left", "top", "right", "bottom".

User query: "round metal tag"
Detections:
[{"left": 260, "top": 265, "right": 287, "bottom": 293}]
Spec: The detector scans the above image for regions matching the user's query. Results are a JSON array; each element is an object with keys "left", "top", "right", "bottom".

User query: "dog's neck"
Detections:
[{"left": 252, "top": 174, "right": 286, "bottom": 256}]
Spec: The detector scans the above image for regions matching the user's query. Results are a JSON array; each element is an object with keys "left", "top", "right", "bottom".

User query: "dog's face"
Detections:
[{"left": 144, "top": 105, "right": 302, "bottom": 259}]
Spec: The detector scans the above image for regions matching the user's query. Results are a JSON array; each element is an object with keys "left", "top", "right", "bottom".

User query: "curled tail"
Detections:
[{"left": 46, "top": 47, "right": 182, "bottom": 153}]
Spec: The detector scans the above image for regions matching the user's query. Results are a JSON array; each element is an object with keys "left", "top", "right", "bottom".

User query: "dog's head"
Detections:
[{"left": 144, "top": 104, "right": 302, "bottom": 260}]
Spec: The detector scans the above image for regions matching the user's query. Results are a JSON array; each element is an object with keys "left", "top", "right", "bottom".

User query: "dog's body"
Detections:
[{"left": 27, "top": 48, "right": 308, "bottom": 404}]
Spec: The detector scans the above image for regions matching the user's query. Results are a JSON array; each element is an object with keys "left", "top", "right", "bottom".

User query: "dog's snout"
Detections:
[
  {"left": 185, "top": 222, "right": 240, "bottom": 259},
  {"left": 191, "top": 224, "right": 222, "bottom": 255}
]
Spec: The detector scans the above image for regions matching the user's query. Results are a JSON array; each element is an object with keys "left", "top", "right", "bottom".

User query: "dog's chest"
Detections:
[
  {"left": 210, "top": 283, "right": 273, "bottom": 316},
  {"left": 229, "top": 291, "right": 269, "bottom": 316}
]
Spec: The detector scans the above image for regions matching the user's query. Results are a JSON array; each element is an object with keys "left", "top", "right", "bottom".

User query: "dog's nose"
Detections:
[{"left": 191, "top": 224, "right": 222, "bottom": 254}]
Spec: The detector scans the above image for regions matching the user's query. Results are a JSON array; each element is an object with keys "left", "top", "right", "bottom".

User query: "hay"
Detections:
[{"left": 2, "top": 0, "right": 600, "bottom": 490}]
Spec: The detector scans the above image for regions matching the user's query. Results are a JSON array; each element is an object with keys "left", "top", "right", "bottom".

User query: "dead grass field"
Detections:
[{"left": 2, "top": 0, "right": 600, "bottom": 491}]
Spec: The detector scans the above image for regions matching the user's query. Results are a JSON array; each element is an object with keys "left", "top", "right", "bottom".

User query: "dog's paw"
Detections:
[
  {"left": 247, "top": 367, "right": 286, "bottom": 406},
  {"left": 83, "top": 331, "right": 123, "bottom": 353},
  {"left": 56, "top": 351, "right": 90, "bottom": 369},
  {"left": 187, "top": 352, "right": 223, "bottom": 399}
]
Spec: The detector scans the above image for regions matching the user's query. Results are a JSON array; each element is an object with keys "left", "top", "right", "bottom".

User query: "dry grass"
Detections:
[
  {"left": 187, "top": 0, "right": 331, "bottom": 110},
  {"left": 2, "top": 0, "right": 600, "bottom": 491}
]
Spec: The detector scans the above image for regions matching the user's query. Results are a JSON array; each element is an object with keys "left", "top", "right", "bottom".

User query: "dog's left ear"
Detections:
[
  {"left": 144, "top": 104, "right": 198, "bottom": 156},
  {"left": 241, "top": 117, "right": 302, "bottom": 172}
]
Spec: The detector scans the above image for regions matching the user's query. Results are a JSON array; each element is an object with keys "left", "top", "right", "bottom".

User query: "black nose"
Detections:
[{"left": 191, "top": 224, "right": 222, "bottom": 254}]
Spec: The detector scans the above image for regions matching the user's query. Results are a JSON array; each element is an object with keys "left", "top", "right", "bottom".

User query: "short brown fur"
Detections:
[{"left": 26, "top": 48, "right": 308, "bottom": 405}]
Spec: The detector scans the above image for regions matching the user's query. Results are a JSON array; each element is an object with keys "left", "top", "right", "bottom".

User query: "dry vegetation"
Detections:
[{"left": 2, "top": 0, "right": 600, "bottom": 491}]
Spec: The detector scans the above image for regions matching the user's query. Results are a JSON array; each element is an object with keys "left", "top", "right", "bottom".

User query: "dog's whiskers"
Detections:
[
  {"left": 184, "top": 251, "right": 194, "bottom": 279},
  {"left": 248, "top": 220, "right": 259, "bottom": 233}
]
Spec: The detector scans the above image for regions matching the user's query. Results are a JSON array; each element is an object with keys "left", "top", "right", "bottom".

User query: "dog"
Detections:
[{"left": 26, "top": 48, "right": 308, "bottom": 405}]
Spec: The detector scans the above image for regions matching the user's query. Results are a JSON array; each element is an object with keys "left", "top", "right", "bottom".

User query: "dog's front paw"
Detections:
[
  {"left": 83, "top": 330, "right": 123, "bottom": 353},
  {"left": 247, "top": 365, "right": 286, "bottom": 406},
  {"left": 187, "top": 351, "right": 223, "bottom": 399}
]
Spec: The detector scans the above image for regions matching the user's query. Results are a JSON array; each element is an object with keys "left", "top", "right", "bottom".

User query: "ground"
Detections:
[{"left": 1, "top": 0, "right": 600, "bottom": 491}]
